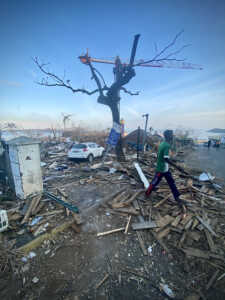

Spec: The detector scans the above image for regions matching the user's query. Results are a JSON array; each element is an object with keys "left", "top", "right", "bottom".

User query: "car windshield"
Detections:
[{"left": 72, "top": 144, "right": 87, "bottom": 149}]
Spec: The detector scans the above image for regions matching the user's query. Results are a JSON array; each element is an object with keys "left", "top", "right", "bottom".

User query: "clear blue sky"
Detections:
[{"left": 1, "top": 0, "right": 225, "bottom": 131}]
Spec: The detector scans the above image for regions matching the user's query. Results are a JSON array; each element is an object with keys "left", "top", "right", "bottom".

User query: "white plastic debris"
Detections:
[
  {"left": 147, "top": 246, "right": 153, "bottom": 255},
  {"left": 28, "top": 251, "right": 36, "bottom": 259},
  {"left": 40, "top": 162, "right": 46, "bottom": 167},
  {"left": 109, "top": 167, "right": 117, "bottom": 174},
  {"left": 30, "top": 216, "right": 43, "bottom": 226},
  {"left": 21, "top": 257, "right": 28, "bottom": 262},
  {"left": 32, "top": 277, "right": 39, "bottom": 283},
  {"left": 199, "top": 172, "right": 215, "bottom": 181},
  {"left": 160, "top": 283, "right": 175, "bottom": 298},
  {"left": 22, "top": 251, "right": 36, "bottom": 262}
]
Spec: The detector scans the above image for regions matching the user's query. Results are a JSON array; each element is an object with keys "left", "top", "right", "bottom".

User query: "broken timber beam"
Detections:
[
  {"left": 154, "top": 193, "right": 172, "bottom": 208},
  {"left": 97, "top": 227, "right": 125, "bottom": 237},
  {"left": 21, "top": 194, "right": 42, "bottom": 224},
  {"left": 19, "top": 220, "right": 75, "bottom": 254},
  {"left": 196, "top": 216, "right": 217, "bottom": 237},
  {"left": 136, "top": 231, "right": 148, "bottom": 255},
  {"left": 132, "top": 221, "right": 156, "bottom": 230},
  {"left": 125, "top": 215, "right": 132, "bottom": 234}
]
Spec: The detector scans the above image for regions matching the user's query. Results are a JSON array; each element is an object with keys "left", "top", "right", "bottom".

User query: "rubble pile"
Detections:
[{"left": 0, "top": 143, "right": 225, "bottom": 299}]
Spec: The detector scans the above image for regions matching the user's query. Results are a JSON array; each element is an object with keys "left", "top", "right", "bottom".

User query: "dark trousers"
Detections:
[{"left": 146, "top": 171, "right": 181, "bottom": 204}]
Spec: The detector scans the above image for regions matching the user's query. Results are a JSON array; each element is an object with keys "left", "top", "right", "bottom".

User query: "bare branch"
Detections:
[
  {"left": 93, "top": 67, "right": 107, "bottom": 87},
  {"left": 86, "top": 61, "right": 104, "bottom": 97},
  {"left": 121, "top": 87, "right": 139, "bottom": 96},
  {"left": 134, "top": 30, "right": 190, "bottom": 66},
  {"left": 33, "top": 57, "right": 105, "bottom": 96}
]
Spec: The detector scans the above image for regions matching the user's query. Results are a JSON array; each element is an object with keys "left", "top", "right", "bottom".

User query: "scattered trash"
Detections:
[
  {"left": 159, "top": 283, "right": 175, "bottom": 298},
  {"left": 30, "top": 216, "right": 43, "bottom": 226},
  {"left": 32, "top": 277, "right": 39, "bottom": 284},
  {"left": 44, "top": 249, "right": 51, "bottom": 255},
  {"left": 22, "top": 251, "right": 37, "bottom": 262},
  {"left": 199, "top": 172, "right": 215, "bottom": 181},
  {"left": 28, "top": 251, "right": 36, "bottom": 259},
  {"left": 109, "top": 167, "right": 117, "bottom": 174},
  {"left": 147, "top": 246, "right": 153, "bottom": 255},
  {"left": 40, "top": 162, "right": 47, "bottom": 167}
]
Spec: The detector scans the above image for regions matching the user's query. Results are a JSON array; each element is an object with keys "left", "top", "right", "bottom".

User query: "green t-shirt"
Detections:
[{"left": 156, "top": 141, "right": 170, "bottom": 172}]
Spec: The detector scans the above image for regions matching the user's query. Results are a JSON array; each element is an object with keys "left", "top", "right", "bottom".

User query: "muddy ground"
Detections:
[
  {"left": 184, "top": 146, "right": 225, "bottom": 183},
  {"left": 1, "top": 151, "right": 225, "bottom": 300}
]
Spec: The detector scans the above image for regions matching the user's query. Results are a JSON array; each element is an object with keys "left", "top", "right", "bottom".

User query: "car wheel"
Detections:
[{"left": 87, "top": 154, "right": 94, "bottom": 163}]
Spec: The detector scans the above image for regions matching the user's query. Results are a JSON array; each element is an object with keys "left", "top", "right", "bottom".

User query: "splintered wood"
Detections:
[{"left": 97, "top": 227, "right": 125, "bottom": 237}]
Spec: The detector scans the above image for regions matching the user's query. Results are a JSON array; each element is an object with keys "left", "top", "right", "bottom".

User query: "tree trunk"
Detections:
[{"left": 109, "top": 101, "right": 126, "bottom": 161}]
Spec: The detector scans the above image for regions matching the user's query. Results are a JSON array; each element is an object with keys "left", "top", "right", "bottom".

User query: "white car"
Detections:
[{"left": 68, "top": 142, "right": 105, "bottom": 163}]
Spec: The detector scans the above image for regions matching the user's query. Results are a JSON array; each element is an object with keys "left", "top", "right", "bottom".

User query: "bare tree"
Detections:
[
  {"left": 33, "top": 31, "right": 192, "bottom": 161},
  {"left": 61, "top": 113, "right": 73, "bottom": 133}
]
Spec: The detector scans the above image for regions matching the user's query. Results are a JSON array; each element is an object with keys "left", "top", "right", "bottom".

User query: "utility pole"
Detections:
[{"left": 142, "top": 113, "right": 149, "bottom": 152}]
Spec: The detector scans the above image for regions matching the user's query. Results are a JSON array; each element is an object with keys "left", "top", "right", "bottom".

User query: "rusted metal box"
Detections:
[{"left": 5, "top": 136, "right": 43, "bottom": 199}]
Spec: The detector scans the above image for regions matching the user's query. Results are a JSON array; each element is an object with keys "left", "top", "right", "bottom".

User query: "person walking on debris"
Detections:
[{"left": 145, "top": 130, "right": 186, "bottom": 214}]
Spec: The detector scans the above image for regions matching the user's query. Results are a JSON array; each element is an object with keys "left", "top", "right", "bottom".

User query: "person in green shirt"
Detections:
[{"left": 145, "top": 130, "right": 186, "bottom": 213}]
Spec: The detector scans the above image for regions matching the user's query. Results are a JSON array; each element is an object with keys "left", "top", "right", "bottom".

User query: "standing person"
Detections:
[
  {"left": 207, "top": 139, "right": 211, "bottom": 148},
  {"left": 145, "top": 130, "right": 186, "bottom": 214}
]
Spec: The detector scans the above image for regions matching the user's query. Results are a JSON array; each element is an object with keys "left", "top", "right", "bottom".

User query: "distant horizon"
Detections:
[{"left": 1, "top": 1, "right": 225, "bottom": 131}]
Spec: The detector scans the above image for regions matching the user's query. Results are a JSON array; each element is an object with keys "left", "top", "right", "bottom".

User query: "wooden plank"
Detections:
[
  {"left": 123, "top": 190, "right": 143, "bottom": 206},
  {"left": 179, "top": 232, "right": 187, "bottom": 248},
  {"left": 180, "top": 214, "right": 193, "bottom": 226},
  {"left": 72, "top": 212, "right": 82, "bottom": 225},
  {"left": 157, "top": 227, "right": 170, "bottom": 240},
  {"left": 21, "top": 194, "right": 42, "bottom": 224},
  {"left": 154, "top": 193, "right": 172, "bottom": 208},
  {"left": 191, "top": 186, "right": 222, "bottom": 202},
  {"left": 111, "top": 191, "right": 127, "bottom": 205},
  {"left": 70, "top": 223, "right": 81, "bottom": 233},
  {"left": 37, "top": 209, "right": 64, "bottom": 217},
  {"left": 206, "top": 270, "right": 219, "bottom": 290},
  {"left": 100, "top": 187, "right": 127, "bottom": 207},
  {"left": 136, "top": 231, "right": 148, "bottom": 255},
  {"left": 204, "top": 229, "right": 216, "bottom": 252},
  {"left": 132, "top": 199, "right": 140, "bottom": 211},
  {"left": 19, "top": 220, "right": 75, "bottom": 254},
  {"left": 196, "top": 216, "right": 217, "bottom": 237},
  {"left": 114, "top": 207, "right": 139, "bottom": 215},
  {"left": 132, "top": 221, "right": 157, "bottom": 230},
  {"left": 56, "top": 188, "right": 68, "bottom": 198},
  {"left": 188, "top": 231, "right": 201, "bottom": 242},
  {"left": 182, "top": 247, "right": 210, "bottom": 259},
  {"left": 125, "top": 215, "right": 132, "bottom": 234},
  {"left": 111, "top": 194, "right": 131, "bottom": 208},
  {"left": 151, "top": 231, "right": 170, "bottom": 252},
  {"left": 155, "top": 215, "right": 174, "bottom": 232},
  {"left": 171, "top": 215, "right": 181, "bottom": 227},
  {"left": 56, "top": 189, "right": 70, "bottom": 216},
  {"left": 31, "top": 195, "right": 42, "bottom": 215},
  {"left": 96, "top": 274, "right": 109, "bottom": 289},
  {"left": 97, "top": 227, "right": 125, "bottom": 237}
]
